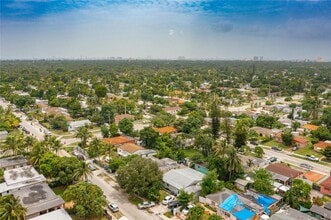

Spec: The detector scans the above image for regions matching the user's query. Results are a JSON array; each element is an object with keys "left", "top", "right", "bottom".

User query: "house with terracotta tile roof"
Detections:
[
  {"left": 163, "top": 106, "right": 181, "bottom": 115},
  {"left": 302, "top": 124, "right": 319, "bottom": 132},
  {"left": 266, "top": 163, "right": 303, "bottom": 185},
  {"left": 117, "top": 143, "right": 156, "bottom": 157},
  {"left": 153, "top": 126, "right": 177, "bottom": 134},
  {"left": 114, "top": 114, "right": 134, "bottom": 125},
  {"left": 102, "top": 136, "right": 135, "bottom": 147},
  {"left": 320, "top": 176, "right": 331, "bottom": 195},
  {"left": 274, "top": 133, "right": 308, "bottom": 148},
  {"left": 314, "top": 141, "right": 331, "bottom": 152}
]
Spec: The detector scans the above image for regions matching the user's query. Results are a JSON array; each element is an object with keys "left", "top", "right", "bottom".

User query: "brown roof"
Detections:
[
  {"left": 293, "top": 136, "right": 308, "bottom": 144},
  {"left": 102, "top": 136, "right": 135, "bottom": 146},
  {"left": 303, "top": 171, "right": 325, "bottom": 183},
  {"left": 266, "top": 163, "right": 303, "bottom": 178},
  {"left": 119, "top": 143, "right": 145, "bottom": 153},
  {"left": 314, "top": 141, "right": 331, "bottom": 150},
  {"left": 153, "top": 126, "right": 177, "bottom": 134},
  {"left": 320, "top": 176, "right": 331, "bottom": 188},
  {"left": 302, "top": 124, "right": 319, "bottom": 131},
  {"left": 163, "top": 106, "right": 181, "bottom": 112},
  {"left": 114, "top": 114, "right": 134, "bottom": 124}
]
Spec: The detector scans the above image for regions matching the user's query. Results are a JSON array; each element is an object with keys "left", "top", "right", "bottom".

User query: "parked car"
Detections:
[
  {"left": 267, "top": 157, "right": 277, "bottom": 163},
  {"left": 108, "top": 203, "right": 119, "bottom": 212},
  {"left": 306, "top": 155, "right": 319, "bottom": 162},
  {"left": 138, "top": 201, "right": 156, "bottom": 209},
  {"left": 250, "top": 141, "right": 258, "bottom": 146},
  {"left": 292, "top": 146, "right": 298, "bottom": 151},
  {"left": 168, "top": 200, "right": 180, "bottom": 209},
  {"left": 271, "top": 146, "right": 282, "bottom": 151},
  {"left": 300, "top": 163, "right": 313, "bottom": 170},
  {"left": 162, "top": 195, "right": 176, "bottom": 205},
  {"left": 88, "top": 163, "right": 97, "bottom": 171},
  {"left": 182, "top": 204, "right": 194, "bottom": 215}
]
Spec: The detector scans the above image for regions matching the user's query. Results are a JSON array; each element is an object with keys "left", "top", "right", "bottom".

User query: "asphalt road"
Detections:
[{"left": 263, "top": 148, "right": 331, "bottom": 176}]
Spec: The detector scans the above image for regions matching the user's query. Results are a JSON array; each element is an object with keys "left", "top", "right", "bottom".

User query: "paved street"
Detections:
[{"left": 263, "top": 148, "right": 331, "bottom": 176}]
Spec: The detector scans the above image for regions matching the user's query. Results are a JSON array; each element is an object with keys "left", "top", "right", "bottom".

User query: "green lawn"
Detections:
[
  {"left": 182, "top": 148, "right": 203, "bottom": 158},
  {"left": 295, "top": 146, "right": 321, "bottom": 158},
  {"left": 128, "top": 195, "right": 143, "bottom": 206},
  {"left": 263, "top": 140, "right": 288, "bottom": 150},
  {"left": 52, "top": 185, "right": 68, "bottom": 196}
]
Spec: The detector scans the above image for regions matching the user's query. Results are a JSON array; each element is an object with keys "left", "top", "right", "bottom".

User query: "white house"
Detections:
[
  {"left": 68, "top": 119, "right": 91, "bottom": 131},
  {"left": 163, "top": 167, "right": 205, "bottom": 196}
]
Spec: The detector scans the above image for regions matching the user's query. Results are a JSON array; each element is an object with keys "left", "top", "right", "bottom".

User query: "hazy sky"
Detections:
[{"left": 1, "top": 0, "right": 331, "bottom": 60}]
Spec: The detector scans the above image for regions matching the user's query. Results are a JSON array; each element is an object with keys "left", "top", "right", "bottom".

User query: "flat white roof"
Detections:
[
  {"left": 4, "top": 166, "right": 42, "bottom": 186},
  {"left": 29, "top": 208, "right": 72, "bottom": 220}
]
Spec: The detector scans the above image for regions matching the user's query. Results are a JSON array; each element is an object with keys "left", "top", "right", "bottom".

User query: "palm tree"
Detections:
[
  {"left": 23, "top": 136, "right": 37, "bottom": 155},
  {"left": 213, "top": 140, "right": 229, "bottom": 158},
  {"left": 225, "top": 147, "right": 242, "bottom": 180},
  {"left": 42, "top": 136, "right": 62, "bottom": 155},
  {"left": 75, "top": 126, "right": 92, "bottom": 149},
  {"left": 4, "top": 132, "right": 24, "bottom": 156},
  {"left": 0, "top": 195, "right": 26, "bottom": 220},
  {"left": 29, "top": 142, "right": 50, "bottom": 166},
  {"left": 74, "top": 162, "right": 92, "bottom": 182},
  {"left": 89, "top": 137, "right": 103, "bottom": 161},
  {"left": 246, "top": 159, "right": 254, "bottom": 172}
]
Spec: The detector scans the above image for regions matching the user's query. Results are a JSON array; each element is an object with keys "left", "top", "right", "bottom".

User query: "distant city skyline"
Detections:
[{"left": 1, "top": 0, "right": 331, "bottom": 60}]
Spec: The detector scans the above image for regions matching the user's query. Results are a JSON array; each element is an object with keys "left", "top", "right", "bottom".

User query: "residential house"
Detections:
[
  {"left": 250, "top": 127, "right": 273, "bottom": 138},
  {"left": 0, "top": 155, "right": 28, "bottom": 170},
  {"left": 163, "top": 167, "right": 205, "bottom": 196},
  {"left": 68, "top": 119, "right": 91, "bottom": 131},
  {"left": 320, "top": 176, "right": 331, "bottom": 196},
  {"left": 266, "top": 163, "right": 303, "bottom": 185},
  {"left": 314, "top": 141, "right": 331, "bottom": 152},
  {"left": 270, "top": 207, "right": 318, "bottom": 220},
  {"left": 274, "top": 133, "right": 308, "bottom": 148},
  {"left": 102, "top": 136, "right": 135, "bottom": 147},
  {"left": 150, "top": 157, "right": 180, "bottom": 172},
  {"left": 234, "top": 179, "right": 251, "bottom": 192},
  {"left": 29, "top": 208, "right": 72, "bottom": 220},
  {"left": 0, "top": 166, "right": 46, "bottom": 196},
  {"left": 199, "top": 189, "right": 264, "bottom": 220},
  {"left": 13, "top": 183, "right": 65, "bottom": 219},
  {"left": 114, "top": 114, "right": 134, "bottom": 124},
  {"left": 163, "top": 106, "right": 181, "bottom": 115},
  {"left": 310, "top": 205, "right": 331, "bottom": 220},
  {"left": 0, "top": 130, "right": 8, "bottom": 140},
  {"left": 302, "top": 171, "right": 325, "bottom": 184},
  {"left": 239, "top": 155, "right": 268, "bottom": 171},
  {"left": 117, "top": 143, "right": 156, "bottom": 157},
  {"left": 153, "top": 126, "right": 177, "bottom": 135},
  {"left": 302, "top": 124, "right": 319, "bottom": 132}
]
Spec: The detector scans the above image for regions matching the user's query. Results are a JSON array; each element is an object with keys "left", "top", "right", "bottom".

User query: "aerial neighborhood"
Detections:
[{"left": 0, "top": 60, "right": 331, "bottom": 220}]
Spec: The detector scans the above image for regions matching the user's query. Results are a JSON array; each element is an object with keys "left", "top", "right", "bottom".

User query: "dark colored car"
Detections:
[
  {"left": 267, "top": 157, "right": 277, "bottom": 163},
  {"left": 271, "top": 146, "right": 282, "bottom": 151},
  {"left": 168, "top": 201, "right": 180, "bottom": 209},
  {"left": 300, "top": 163, "right": 313, "bottom": 170}
]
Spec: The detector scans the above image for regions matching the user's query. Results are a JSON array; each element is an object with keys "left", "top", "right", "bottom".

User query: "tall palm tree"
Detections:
[
  {"left": 89, "top": 137, "right": 103, "bottom": 161},
  {"left": 225, "top": 147, "right": 242, "bottom": 180},
  {"left": 29, "top": 142, "right": 50, "bottom": 167},
  {"left": 4, "top": 132, "right": 24, "bottom": 156},
  {"left": 213, "top": 140, "right": 229, "bottom": 158},
  {"left": 0, "top": 195, "right": 26, "bottom": 220},
  {"left": 75, "top": 126, "right": 92, "bottom": 149},
  {"left": 74, "top": 162, "right": 92, "bottom": 182},
  {"left": 23, "top": 136, "right": 37, "bottom": 155},
  {"left": 246, "top": 159, "right": 255, "bottom": 172},
  {"left": 42, "top": 136, "right": 62, "bottom": 155}
]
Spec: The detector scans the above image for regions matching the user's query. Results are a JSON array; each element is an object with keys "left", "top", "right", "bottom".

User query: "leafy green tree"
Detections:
[
  {"left": 116, "top": 157, "right": 162, "bottom": 201},
  {"left": 3, "top": 131, "right": 24, "bottom": 156},
  {"left": 177, "top": 191, "right": 193, "bottom": 210},
  {"left": 201, "top": 170, "right": 223, "bottom": 196},
  {"left": 256, "top": 115, "right": 276, "bottom": 129},
  {"left": 100, "top": 125, "right": 110, "bottom": 138},
  {"left": 194, "top": 133, "right": 214, "bottom": 157},
  {"left": 95, "top": 85, "right": 107, "bottom": 98},
  {"left": 88, "top": 137, "right": 104, "bottom": 160},
  {"left": 108, "top": 156, "right": 126, "bottom": 172},
  {"left": 63, "top": 182, "right": 107, "bottom": 218},
  {"left": 49, "top": 115, "right": 68, "bottom": 131},
  {"left": 322, "top": 146, "right": 331, "bottom": 160},
  {"left": 109, "top": 122, "right": 119, "bottom": 137},
  {"left": 208, "top": 214, "right": 222, "bottom": 220},
  {"left": 312, "top": 126, "right": 331, "bottom": 141},
  {"left": 0, "top": 195, "right": 26, "bottom": 220},
  {"left": 252, "top": 168, "right": 274, "bottom": 195},
  {"left": 233, "top": 120, "right": 248, "bottom": 149},
  {"left": 210, "top": 96, "right": 221, "bottom": 139},
  {"left": 118, "top": 118, "right": 134, "bottom": 136},
  {"left": 139, "top": 126, "right": 159, "bottom": 148},
  {"left": 75, "top": 126, "right": 92, "bottom": 148},
  {"left": 281, "top": 129, "right": 293, "bottom": 146},
  {"left": 321, "top": 107, "right": 331, "bottom": 131},
  {"left": 187, "top": 206, "right": 204, "bottom": 220},
  {"left": 100, "top": 104, "right": 115, "bottom": 124},
  {"left": 182, "top": 116, "right": 202, "bottom": 133},
  {"left": 291, "top": 121, "right": 301, "bottom": 131},
  {"left": 254, "top": 146, "right": 264, "bottom": 158},
  {"left": 285, "top": 179, "right": 312, "bottom": 209}
]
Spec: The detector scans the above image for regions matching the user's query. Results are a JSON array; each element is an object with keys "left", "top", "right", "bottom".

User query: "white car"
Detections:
[
  {"left": 182, "top": 204, "right": 194, "bottom": 215},
  {"left": 162, "top": 195, "right": 175, "bottom": 205}
]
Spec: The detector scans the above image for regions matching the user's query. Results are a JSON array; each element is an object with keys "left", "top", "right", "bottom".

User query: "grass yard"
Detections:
[
  {"left": 128, "top": 195, "right": 143, "bottom": 206},
  {"left": 52, "top": 185, "right": 68, "bottom": 196},
  {"left": 182, "top": 148, "right": 203, "bottom": 158},
  {"left": 263, "top": 140, "right": 288, "bottom": 150},
  {"left": 295, "top": 146, "right": 321, "bottom": 158}
]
